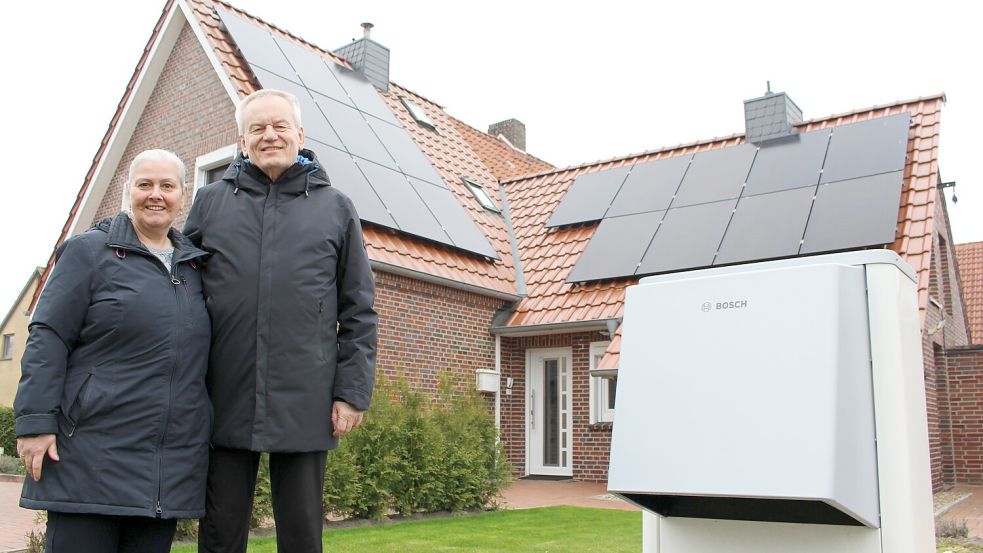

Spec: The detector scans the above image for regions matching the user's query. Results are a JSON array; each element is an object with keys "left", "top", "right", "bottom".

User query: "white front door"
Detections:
[{"left": 527, "top": 348, "right": 573, "bottom": 476}]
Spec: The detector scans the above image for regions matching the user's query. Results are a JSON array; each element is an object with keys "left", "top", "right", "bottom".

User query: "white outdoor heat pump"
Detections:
[{"left": 608, "top": 251, "right": 935, "bottom": 553}]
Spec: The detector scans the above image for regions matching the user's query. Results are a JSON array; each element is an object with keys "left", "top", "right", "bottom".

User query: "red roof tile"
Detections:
[{"left": 956, "top": 241, "right": 983, "bottom": 345}]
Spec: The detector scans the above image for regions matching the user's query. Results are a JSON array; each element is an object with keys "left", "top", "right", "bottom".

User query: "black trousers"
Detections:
[
  {"left": 44, "top": 511, "right": 176, "bottom": 553},
  {"left": 198, "top": 447, "right": 328, "bottom": 553}
]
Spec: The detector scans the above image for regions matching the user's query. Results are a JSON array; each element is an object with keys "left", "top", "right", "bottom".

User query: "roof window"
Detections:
[
  {"left": 400, "top": 96, "right": 435, "bottom": 130},
  {"left": 462, "top": 177, "right": 500, "bottom": 213}
]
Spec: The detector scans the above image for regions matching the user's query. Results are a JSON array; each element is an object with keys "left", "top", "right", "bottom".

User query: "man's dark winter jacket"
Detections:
[
  {"left": 184, "top": 148, "right": 378, "bottom": 452},
  {"left": 15, "top": 214, "right": 211, "bottom": 518}
]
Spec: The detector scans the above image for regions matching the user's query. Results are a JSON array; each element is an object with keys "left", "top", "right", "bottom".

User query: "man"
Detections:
[{"left": 185, "top": 89, "right": 378, "bottom": 553}]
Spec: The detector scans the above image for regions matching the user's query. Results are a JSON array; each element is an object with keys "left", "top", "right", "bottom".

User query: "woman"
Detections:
[{"left": 13, "top": 149, "right": 211, "bottom": 553}]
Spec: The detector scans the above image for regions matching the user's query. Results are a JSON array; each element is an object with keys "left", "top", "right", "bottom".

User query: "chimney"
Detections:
[
  {"left": 333, "top": 23, "right": 390, "bottom": 92},
  {"left": 743, "top": 83, "right": 802, "bottom": 144},
  {"left": 488, "top": 118, "right": 526, "bottom": 151}
]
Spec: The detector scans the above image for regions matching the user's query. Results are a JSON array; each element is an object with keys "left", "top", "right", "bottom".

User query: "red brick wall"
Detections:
[
  {"left": 500, "top": 331, "right": 614, "bottom": 482},
  {"left": 92, "top": 22, "right": 238, "bottom": 225},
  {"left": 945, "top": 346, "right": 983, "bottom": 484},
  {"left": 373, "top": 271, "right": 505, "bottom": 395}
]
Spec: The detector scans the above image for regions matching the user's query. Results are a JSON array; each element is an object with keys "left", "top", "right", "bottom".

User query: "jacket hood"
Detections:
[{"left": 222, "top": 148, "right": 331, "bottom": 197}]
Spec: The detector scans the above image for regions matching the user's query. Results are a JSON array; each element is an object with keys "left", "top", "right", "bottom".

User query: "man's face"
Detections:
[{"left": 240, "top": 95, "right": 305, "bottom": 182}]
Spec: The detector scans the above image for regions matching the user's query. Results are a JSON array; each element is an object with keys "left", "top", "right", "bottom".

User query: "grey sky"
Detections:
[{"left": 0, "top": 0, "right": 979, "bottom": 313}]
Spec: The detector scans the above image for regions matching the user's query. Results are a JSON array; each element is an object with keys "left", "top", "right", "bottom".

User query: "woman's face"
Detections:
[{"left": 128, "top": 158, "right": 184, "bottom": 233}]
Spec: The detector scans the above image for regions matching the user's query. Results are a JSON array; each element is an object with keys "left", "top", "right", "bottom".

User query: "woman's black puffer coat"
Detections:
[{"left": 14, "top": 213, "right": 211, "bottom": 518}]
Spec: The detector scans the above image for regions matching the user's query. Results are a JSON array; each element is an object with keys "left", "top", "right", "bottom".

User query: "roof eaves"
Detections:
[{"left": 2, "top": 267, "right": 44, "bottom": 330}]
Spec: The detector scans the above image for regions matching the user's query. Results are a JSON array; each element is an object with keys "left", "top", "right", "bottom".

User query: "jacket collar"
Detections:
[
  {"left": 224, "top": 148, "right": 331, "bottom": 196},
  {"left": 102, "top": 213, "right": 208, "bottom": 263}
]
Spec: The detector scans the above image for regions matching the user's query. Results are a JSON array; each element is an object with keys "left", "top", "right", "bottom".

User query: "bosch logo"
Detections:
[{"left": 703, "top": 299, "right": 748, "bottom": 312}]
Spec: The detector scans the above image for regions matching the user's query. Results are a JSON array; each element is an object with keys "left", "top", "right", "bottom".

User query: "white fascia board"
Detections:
[{"left": 67, "top": 5, "right": 187, "bottom": 238}]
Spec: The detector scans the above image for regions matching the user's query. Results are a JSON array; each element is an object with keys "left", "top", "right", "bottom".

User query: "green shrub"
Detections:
[
  {"left": 0, "top": 406, "right": 15, "bottom": 456},
  {"left": 0, "top": 454, "right": 25, "bottom": 475},
  {"left": 323, "top": 375, "right": 512, "bottom": 520},
  {"left": 936, "top": 518, "right": 970, "bottom": 538},
  {"left": 251, "top": 453, "right": 273, "bottom": 528},
  {"left": 174, "top": 518, "right": 198, "bottom": 541}
]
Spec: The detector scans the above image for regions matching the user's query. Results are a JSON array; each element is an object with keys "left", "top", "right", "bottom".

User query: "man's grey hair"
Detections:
[
  {"left": 127, "top": 149, "right": 186, "bottom": 188},
  {"left": 235, "top": 89, "right": 304, "bottom": 135}
]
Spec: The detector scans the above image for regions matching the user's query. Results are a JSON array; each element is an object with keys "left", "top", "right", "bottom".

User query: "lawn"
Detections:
[{"left": 172, "top": 506, "right": 641, "bottom": 553}]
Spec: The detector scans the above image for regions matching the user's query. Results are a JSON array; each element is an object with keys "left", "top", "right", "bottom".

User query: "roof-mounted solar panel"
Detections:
[
  {"left": 744, "top": 129, "right": 829, "bottom": 196},
  {"left": 636, "top": 199, "right": 737, "bottom": 275},
  {"left": 606, "top": 155, "right": 691, "bottom": 218},
  {"left": 672, "top": 144, "right": 756, "bottom": 208},
  {"left": 271, "top": 34, "right": 354, "bottom": 108},
  {"left": 714, "top": 187, "right": 816, "bottom": 265},
  {"left": 801, "top": 171, "right": 904, "bottom": 254},
  {"left": 547, "top": 166, "right": 630, "bottom": 228},
  {"left": 218, "top": 9, "right": 296, "bottom": 81},
  {"left": 306, "top": 141, "right": 396, "bottom": 228},
  {"left": 250, "top": 68, "right": 344, "bottom": 151},
  {"left": 367, "top": 117, "right": 447, "bottom": 188},
  {"left": 819, "top": 113, "right": 910, "bottom": 184},
  {"left": 566, "top": 211, "right": 664, "bottom": 283},
  {"left": 410, "top": 177, "right": 499, "bottom": 259}
]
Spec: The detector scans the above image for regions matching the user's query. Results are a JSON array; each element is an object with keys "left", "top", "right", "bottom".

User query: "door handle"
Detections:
[{"left": 530, "top": 390, "right": 535, "bottom": 430}]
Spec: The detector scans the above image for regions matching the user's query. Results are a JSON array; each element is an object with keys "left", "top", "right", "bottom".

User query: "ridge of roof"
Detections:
[{"left": 503, "top": 93, "right": 948, "bottom": 185}]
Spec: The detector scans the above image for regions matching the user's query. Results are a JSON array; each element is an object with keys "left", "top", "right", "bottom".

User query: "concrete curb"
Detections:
[{"left": 0, "top": 475, "right": 24, "bottom": 484}]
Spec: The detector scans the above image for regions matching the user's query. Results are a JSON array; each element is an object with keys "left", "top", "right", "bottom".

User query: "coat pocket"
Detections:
[{"left": 61, "top": 372, "right": 93, "bottom": 436}]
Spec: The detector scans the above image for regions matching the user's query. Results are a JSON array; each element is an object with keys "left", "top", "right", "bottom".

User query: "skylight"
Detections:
[
  {"left": 462, "top": 177, "right": 500, "bottom": 213},
  {"left": 400, "top": 96, "right": 435, "bottom": 130}
]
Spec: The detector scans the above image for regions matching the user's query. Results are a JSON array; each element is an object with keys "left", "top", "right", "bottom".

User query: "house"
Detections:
[
  {"left": 956, "top": 241, "right": 982, "bottom": 345},
  {"left": 0, "top": 267, "right": 44, "bottom": 407},
  {"left": 32, "top": 0, "right": 981, "bottom": 492}
]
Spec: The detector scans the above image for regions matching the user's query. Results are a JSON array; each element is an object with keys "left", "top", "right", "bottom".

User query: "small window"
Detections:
[
  {"left": 461, "top": 177, "right": 500, "bottom": 213},
  {"left": 400, "top": 96, "right": 435, "bottom": 130},
  {"left": 589, "top": 341, "right": 616, "bottom": 424},
  {"left": 194, "top": 145, "right": 237, "bottom": 196},
  {"left": 1, "top": 334, "right": 13, "bottom": 360}
]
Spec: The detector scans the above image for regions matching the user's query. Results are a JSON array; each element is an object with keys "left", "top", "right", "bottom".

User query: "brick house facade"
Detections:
[{"left": 30, "top": 0, "right": 982, "bottom": 492}]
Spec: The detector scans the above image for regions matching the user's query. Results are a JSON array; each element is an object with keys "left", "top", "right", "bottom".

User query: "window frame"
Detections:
[
  {"left": 194, "top": 144, "right": 237, "bottom": 197},
  {"left": 589, "top": 341, "right": 616, "bottom": 424},
  {"left": 399, "top": 96, "right": 436, "bottom": 130},
  {"left": 461, "top": 177, "right": 501, "bottom": 213},
  {"left": 1, "top": 333, "right": 13, "bottom": 360}
]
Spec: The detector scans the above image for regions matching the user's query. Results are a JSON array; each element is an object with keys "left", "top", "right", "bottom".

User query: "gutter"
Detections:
[
  {"left": 490, "top": 317, "right": 621, "bottom": 337},
  {"left": 370, "top": 260, "right": 521, "bottom": 302},
  {"left": 498, "top": 181, "right": 527, "bottom": 297}
]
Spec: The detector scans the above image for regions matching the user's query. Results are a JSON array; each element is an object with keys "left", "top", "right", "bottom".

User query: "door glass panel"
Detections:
[{"left": 544, "top": 359, "right": 559, "bottom": 467}]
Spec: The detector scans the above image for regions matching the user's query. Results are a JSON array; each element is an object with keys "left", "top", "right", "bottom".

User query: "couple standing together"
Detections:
[{"left": 14, "top": 88, "right": 378, "bottom": 552}]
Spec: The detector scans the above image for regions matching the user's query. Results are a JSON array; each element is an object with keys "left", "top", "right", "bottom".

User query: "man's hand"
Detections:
[
  {"left": 331, "top": 400, "right": 364, "bottom": 437},
  {"left": 17, "top": 434, "right": 59, "bottom": 482}
]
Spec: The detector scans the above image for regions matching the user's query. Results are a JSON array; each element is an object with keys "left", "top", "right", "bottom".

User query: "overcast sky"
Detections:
[{"left": 1, "top": 0, "right": 979, "bottom": 313}]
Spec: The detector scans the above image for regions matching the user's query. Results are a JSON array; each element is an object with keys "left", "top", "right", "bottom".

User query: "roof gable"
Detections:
[{"left": 956, "top": 241, "right": 983, "bottom": 344}]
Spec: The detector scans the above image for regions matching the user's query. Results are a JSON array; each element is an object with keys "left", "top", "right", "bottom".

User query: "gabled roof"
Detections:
[
  {"left": 502, "top": 94, "right": 946, "bottom": 330},
  {"left": 956, "top": 241, "right": 983, "bottom": 345},
  {"left": 2, "top": 267, "right": 43, "bottom": 331},
  {"left": 37, "top": 0, "right": 557, "bottom": 307}
]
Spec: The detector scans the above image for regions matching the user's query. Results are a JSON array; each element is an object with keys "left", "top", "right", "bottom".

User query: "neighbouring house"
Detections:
[
  {"left": 947, "top": 241, "right": 983, "bottom": 485},
  {"left": 31, "top": 0, "right": 981, "bottom": 492},
  {"left": 0, "top": 267, "right": 44, "bottom": 408}
]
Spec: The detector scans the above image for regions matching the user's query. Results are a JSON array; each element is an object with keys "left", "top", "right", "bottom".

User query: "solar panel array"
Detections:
[
  {"left": 218, "top": 9, "right": 498, "bottom": 259},
  {"left": 562, "top": 113, "right": 910, "bottom": 282}
]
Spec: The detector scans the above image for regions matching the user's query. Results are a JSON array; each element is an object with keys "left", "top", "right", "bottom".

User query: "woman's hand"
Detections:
[{"left": 16, "top": 434, "right": 59, "bottom": 481}]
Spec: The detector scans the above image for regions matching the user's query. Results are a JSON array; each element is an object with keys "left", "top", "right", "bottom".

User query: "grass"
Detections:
[
  {"left": 938, "top": 538, "right": 983, "bottom": 552},
  {"left": 172, "top": 506, "right": 641, "bottom": 553}
]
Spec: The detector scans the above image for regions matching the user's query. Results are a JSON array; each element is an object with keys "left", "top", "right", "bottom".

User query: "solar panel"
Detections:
[
  {"left": 366, "top": 117, "right": 447, "bottom": 187},
  {"left": 305, "top": 140, "right": 396, "bottom": 228},
  {"left": 636, "top": 199, "right": 738, "bottom": 275},
  {"left": 409, "top": 177, "right": 498, "bottom": 258},
  {"left": 354, "top": 158, "right": 450, "bottom": 244},
  {"left": 330, "top": 64, "right": 400, "bottom": 125},
  {"left": 547, "top": 166, "right": 631, "bottom": 228},
  {"left": 271, "top": 35, "right": 354, "bottom": 108},
  {"left": 744, "top": 129, "right": 829, "bottom": 196},
  {"left": 217, "top": 9, "right": 296, "bottom": 81},
  {"left": 249, "top": 68, "right": 344, "bottom": 151},
  {"left": 606, "top": 155, "right": 691, "bottom": 218},
  {"left": 714, "top": 187, "right": 816, "bottom": 265},
  {"left": 672, "top": 144, "right": 757, "bottom": 208},
  {"left": 800, "top": 171, "right": 903, "bottom": 254},
  {"left": 566, "top": 211, "right": 664, "bottom": 283},
  {"left": 314, "top": 94, "right": 396, "bottom": 169},
  {"left": 819, "top": 113, "right": 910, "bottom": 184}
]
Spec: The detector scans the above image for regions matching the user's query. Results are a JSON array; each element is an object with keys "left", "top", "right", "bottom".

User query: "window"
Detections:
[
  {"left": 589, "top": 341, "right": 616, "bottom": 423},
  {"left": 1, "top": 334, "right": 13, "bottom": 360},
  {"left": 399, "top": 96, "right": 435, "bottom": 130},
  {"left": 461, "top": 177, "right": 500, "bottom": 213},
  {"left": 194, "top": 145, "right": 237, "bottom": 196}
]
